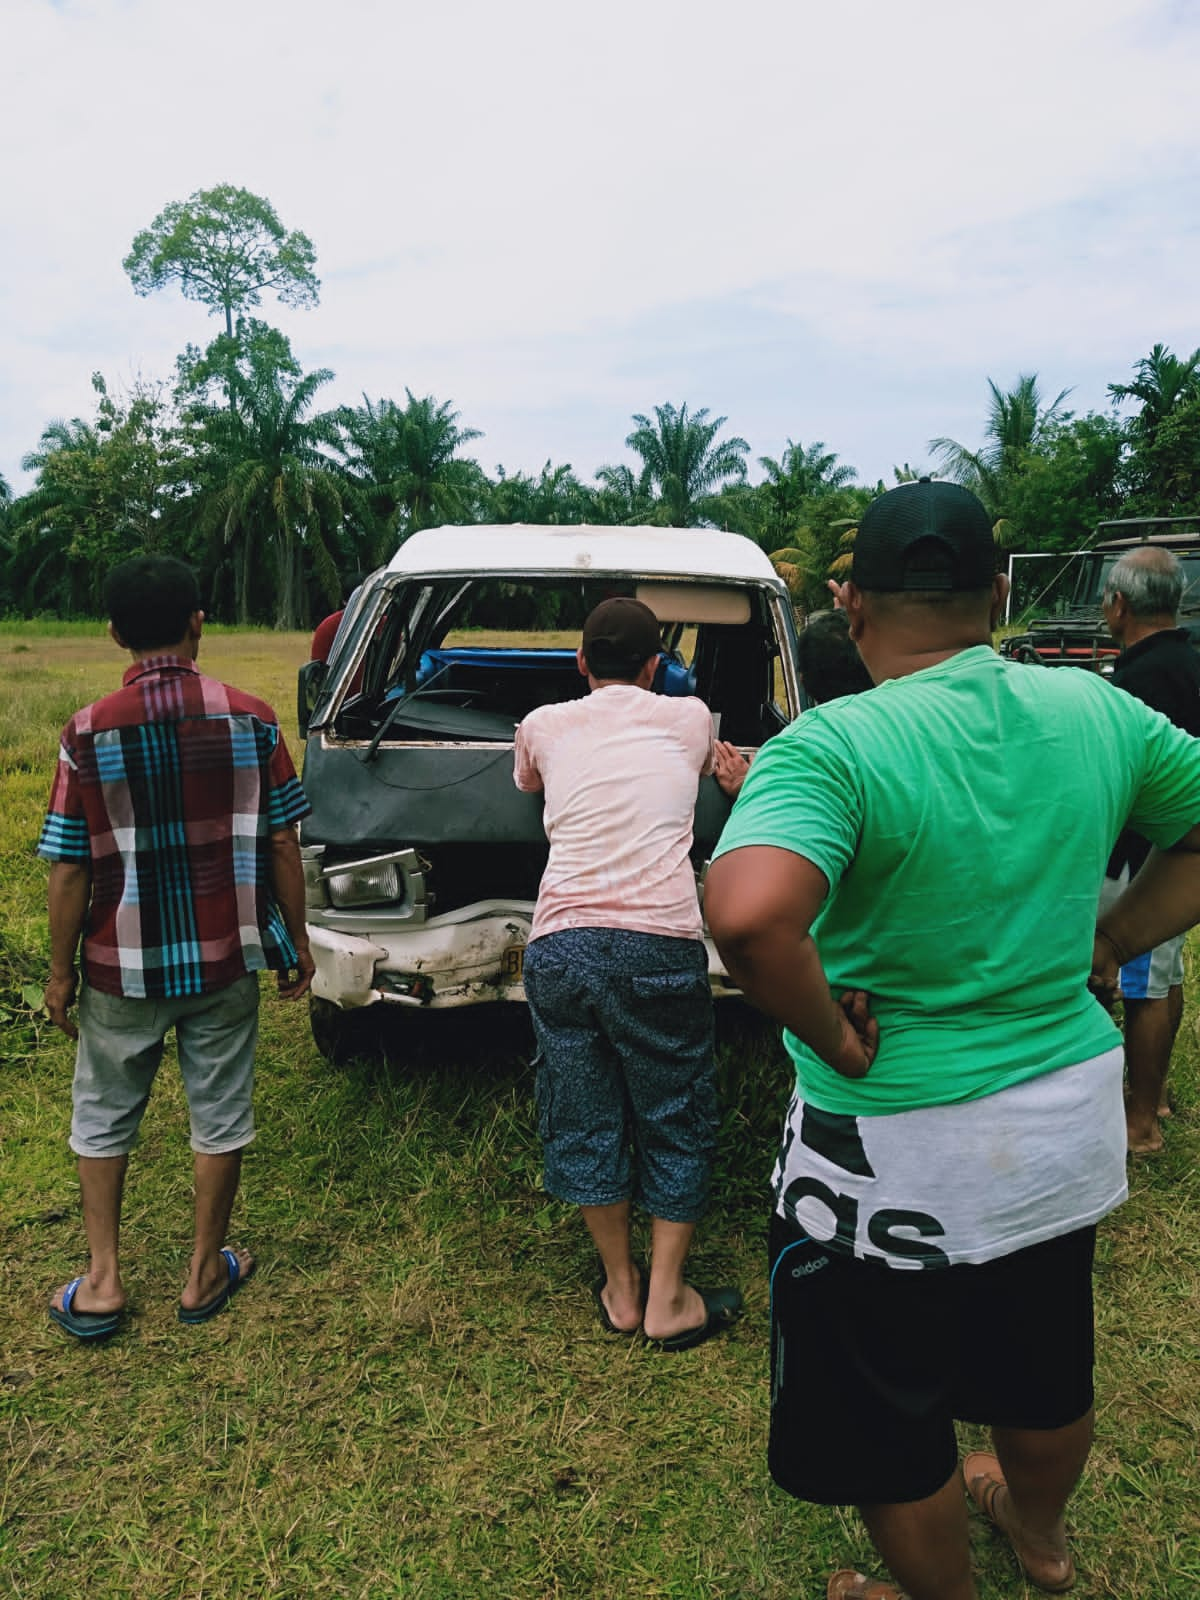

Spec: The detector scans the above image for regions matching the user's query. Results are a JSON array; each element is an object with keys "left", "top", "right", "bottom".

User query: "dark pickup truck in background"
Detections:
[{"left": 999, "top": 518, "right": 1200, "bottom": 674}]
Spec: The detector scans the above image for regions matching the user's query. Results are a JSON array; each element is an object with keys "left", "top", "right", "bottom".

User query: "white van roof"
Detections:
[{"left": 384, "top": 523, "right": 782, "bottom": 585}]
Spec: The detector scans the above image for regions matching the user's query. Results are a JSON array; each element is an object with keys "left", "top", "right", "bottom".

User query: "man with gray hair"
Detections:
[{"left": 1101, "top": 544, "right": 1200, "bottom": 1152}]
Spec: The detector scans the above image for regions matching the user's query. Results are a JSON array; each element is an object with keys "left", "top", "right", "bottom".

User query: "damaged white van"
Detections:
[{"left": 297, "top": 524, "right": 800, "bottom": 1060}]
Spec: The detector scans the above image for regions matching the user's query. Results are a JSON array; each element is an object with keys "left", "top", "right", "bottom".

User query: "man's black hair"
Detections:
[
  {"left": 581, "top": 643, "right": 649, "bottom": 682},
  {"left": 104, "top": 555, "right": 202, "bottom": 650},
  {"left": 796, "top": 610, "right": 873, "bottom": 703}
]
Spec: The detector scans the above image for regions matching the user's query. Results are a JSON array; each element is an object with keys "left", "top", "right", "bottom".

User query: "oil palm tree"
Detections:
[
  {"left": 488, "top": 460, "right": 592, "bottom": 524},
  {"left": 825, "top": 520, "right": 861, "bottom": 579},
  {"left": 593, "top": 462, "right": 656, "bottom": 525},
  {"left": 756, "top": 439, "right": 856, "bottom": 548},
  {"left": 1108, "top": 343, "right": 1200, "bottom": 439},
  {"left": 930, "top": 375, "right": 1071, "bottom": 517},
  {"left": 622, "top": 403, "right": 749, "bottom": 526},
  {"left": 9, "top": 417, "right": 106, "bottom": 612},
  {"left": 193, "top": 365, "right": 348, "bottom": 628},
  {"left": 337, "top": 391, "right": 483, "bottom": 555},
  {"left": 760, "top": 439, "right": 856, "bottom": 498}
]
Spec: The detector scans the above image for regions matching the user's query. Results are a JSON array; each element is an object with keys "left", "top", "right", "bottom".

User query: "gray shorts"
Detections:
[
  {"left": 1098, "top": 870, "right": 1186, "bottom": 1001},
  {"left": 71, "top": 975, "right": 260, "bottom": 1158}
]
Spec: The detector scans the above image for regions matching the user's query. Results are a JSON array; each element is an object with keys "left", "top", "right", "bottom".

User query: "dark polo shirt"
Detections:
[{"left": 1107, "top": 626, "right": 1200, "bottom": 877}]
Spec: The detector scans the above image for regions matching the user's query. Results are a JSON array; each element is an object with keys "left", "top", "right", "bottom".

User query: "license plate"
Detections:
[{"left": 501, "top": 944, "right": 525, "bottom": 983}]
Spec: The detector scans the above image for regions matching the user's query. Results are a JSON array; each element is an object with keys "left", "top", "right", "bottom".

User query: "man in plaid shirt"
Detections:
[{"left": 38, "top": 555, "right": 314, "bottom": 1338}]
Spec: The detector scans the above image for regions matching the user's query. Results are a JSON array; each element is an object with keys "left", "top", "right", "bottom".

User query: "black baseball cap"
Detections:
[
  {"left": 851, "top": 478, "right": 997, "bottom": 592},
  {"left": 581, "top": 597, "right": 662, "bottom": 675}
]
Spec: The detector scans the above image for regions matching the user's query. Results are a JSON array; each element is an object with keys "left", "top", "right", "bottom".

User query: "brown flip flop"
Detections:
[
  {"left": 827, "top": 1571, "right": 907, "bottom": 1599},
  {"left": 963, "top": 1451, "right": 1076, "bottom": 1593}
]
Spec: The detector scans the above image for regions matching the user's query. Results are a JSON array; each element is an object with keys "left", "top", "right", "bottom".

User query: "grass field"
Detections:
[{"left": 2, "top": 621, "right": 1198, "bottom": 1598}]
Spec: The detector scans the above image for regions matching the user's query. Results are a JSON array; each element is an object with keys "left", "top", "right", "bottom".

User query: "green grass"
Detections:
[{"left": 2, "top": 626, "right": 1199, "bottom": 1597}]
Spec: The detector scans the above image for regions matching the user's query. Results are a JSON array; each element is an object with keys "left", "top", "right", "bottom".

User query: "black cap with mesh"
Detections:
[{"left": 851, "top": 478, "right": 997, "bottom": 593}]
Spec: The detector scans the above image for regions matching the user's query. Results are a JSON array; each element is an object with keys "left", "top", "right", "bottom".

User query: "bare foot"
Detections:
[
  {"left": 827, "top": 1572, "right": 905, "bottom": 1600},
  {"left": 642, "top": 1281, "right": 708, "bottom": 1343},
  {"left": 597, "top": 1264, "right": 643, "bottom": 1333},
  {"left": 1126, "top": 1119, "right": 1164, "bottom": 1155},
  {"left": 180, "top": 1245, "right": 254, "bottom": 1312},
  {"left": 50, "top": 1274, "right": 124, "bottom": 1317},
  {"left": 964, "top": 1452, "right": 1075, "bottom": 1593}
]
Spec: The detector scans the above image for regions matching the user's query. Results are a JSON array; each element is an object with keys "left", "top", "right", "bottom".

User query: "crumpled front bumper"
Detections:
[
  {"left": 308, "top": 899, "right": 535, "bottom": 1010},
  {"left": 306, "top": 901, "right": 740, "bottom": 1011}
]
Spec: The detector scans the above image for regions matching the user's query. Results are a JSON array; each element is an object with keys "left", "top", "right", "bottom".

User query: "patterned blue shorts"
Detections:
[{"left": 523, "top": 927, "right": 717, "bottom": 1222}]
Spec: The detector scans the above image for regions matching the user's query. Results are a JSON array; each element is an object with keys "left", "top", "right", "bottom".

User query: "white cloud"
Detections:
[{"left": 3, "top": 0, "right": 1200, "bottom": 490}]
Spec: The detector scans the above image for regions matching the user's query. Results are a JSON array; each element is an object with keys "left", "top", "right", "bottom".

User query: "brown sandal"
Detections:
[
  {"left": 963, "top": 1452, "right": 1076, "bottom": 1593},
  {"left": 827, "top": 1571, "right": 907, "bottom": 1599}
]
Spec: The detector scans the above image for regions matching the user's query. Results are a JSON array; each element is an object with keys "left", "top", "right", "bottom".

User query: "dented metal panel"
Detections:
[{"left": 300, "top": 739, "right": 736, "bottom": 854}]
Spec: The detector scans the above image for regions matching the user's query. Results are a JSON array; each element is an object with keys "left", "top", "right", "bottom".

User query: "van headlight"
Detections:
[
  {"left": 326, "top": 859, "right": 403, "bottom": 907},
  {"left": 317, "top": 848, "right": 432, "bottom": 922}
]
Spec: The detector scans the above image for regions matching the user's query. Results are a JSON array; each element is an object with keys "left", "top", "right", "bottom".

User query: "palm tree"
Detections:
[
  {"left": 825, "top": 520, "right": 861, "bottom": 579},
  {"left": 0, "top": 471, "right": 12, "bottom": 610},
  {"left": 337, "top": 391, "right": 483, "bottom": 555},
  {"left": 7, "top": 376, "right": 188, "bottom": 615},
  {"left": 768, "top": 538, "right": 819, "bottom": 600},
  {"left": 9, "top": 417, "right": 106, "bottom": 613},
  {"left": 592, "top": 461, "right": 656, "bottom": 525},
  {"left": 756, "top": 439, "right": 856, "bottom": 547},
  {"left": 1108, "top": 343, "right": 1200, "bottom": 438},
  {"left": 930, "top": 375, "right": 1071, "bottom": 516},
  {"left": 192, "top": 365, "right": 348, "bottom": 628},
  {"left": 760, "top": 439, "right": 856, "bottom": 498},
  {"left": 20, "top": 416, "right": 100, "bottom": 477},
  {"left": 334, "top": 394, "right": 411, "bottom": 561},
  {"left": 488, "top": 460, "right": 593, "bottom": 524},
  {"left": 621, "top": 403, "right": 749, "bottom": 525}
]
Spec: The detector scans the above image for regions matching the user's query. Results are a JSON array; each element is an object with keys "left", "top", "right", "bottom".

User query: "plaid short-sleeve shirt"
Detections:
[{"left": 37, "top": 655, "right": 311, "bottom": 999}]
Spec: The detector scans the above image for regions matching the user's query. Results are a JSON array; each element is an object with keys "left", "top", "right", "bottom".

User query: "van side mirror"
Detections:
[{"left": 297, "top": 659, "right": 327, "bottom": 740}]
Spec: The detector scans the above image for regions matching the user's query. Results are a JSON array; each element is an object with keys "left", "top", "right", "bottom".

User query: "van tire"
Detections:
[{"left": 309, "top": 996, "right": 387, "bottom": 1066}]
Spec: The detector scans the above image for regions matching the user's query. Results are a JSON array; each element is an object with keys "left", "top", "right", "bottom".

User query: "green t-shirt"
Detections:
[{"left": 713, "top": 646, "right": 1200, "bottom": 1115}]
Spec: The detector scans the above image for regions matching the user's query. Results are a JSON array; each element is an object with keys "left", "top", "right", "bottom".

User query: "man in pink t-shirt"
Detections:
[{"left": 514, "top": 597, "right": 743, "bottom": 1351}]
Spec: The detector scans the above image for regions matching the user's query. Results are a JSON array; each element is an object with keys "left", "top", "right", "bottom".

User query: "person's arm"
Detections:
[
  {"left": 513, "top": 722, "right": 544, "bottom": 793},
  {"left": 268, "top": 827, "right": 315, "bottom": 1000},
  {"left": 1096, "top": 823, "right": 1200, "bottom": 977},
  {"left": 705, "top": 845, "right": 877, "bottom": 1077},
  {"left": 45, "top": 860, "right": 91, "bottom": 1039}
]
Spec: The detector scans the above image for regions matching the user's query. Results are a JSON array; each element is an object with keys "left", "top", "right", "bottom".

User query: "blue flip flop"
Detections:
[
  {"left": 178, "top": 1248, "right": 256, "bottom": 1324},
  {"left": 48, "top": 1277, "right": 121, "bottom": 1341}
]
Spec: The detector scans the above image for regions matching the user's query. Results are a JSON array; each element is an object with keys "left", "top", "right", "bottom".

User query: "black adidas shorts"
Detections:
[{"left": 767, "top": 1211, "right": 1096, "bottom": 1507}]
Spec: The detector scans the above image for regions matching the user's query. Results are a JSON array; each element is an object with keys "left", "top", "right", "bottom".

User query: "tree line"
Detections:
[{"left": 2, "top": 185, "right": 1198, "bottom": 628}]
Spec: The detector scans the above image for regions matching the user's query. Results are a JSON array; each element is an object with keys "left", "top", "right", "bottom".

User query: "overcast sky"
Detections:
[{"left": 3, "top": 0, "right": 1199, "bottom": 498}]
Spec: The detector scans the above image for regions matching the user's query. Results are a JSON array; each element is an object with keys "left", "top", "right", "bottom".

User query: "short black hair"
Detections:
[
  {"left": 860, "top": 586, "right": 993, "bottom": 617},
  {"left": 104, "top": 555, "right": 202, "bottom": 649},
  {"left": 796, "top": 610, "right": 873, "bottom": 703},
  {"left": 582, "top": 643, "right": 650, "bottom": 681}
]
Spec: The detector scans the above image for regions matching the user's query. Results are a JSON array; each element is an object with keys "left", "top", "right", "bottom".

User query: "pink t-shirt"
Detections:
[{"left": 514, "top": 685, "right": 715, "bottom": 943}]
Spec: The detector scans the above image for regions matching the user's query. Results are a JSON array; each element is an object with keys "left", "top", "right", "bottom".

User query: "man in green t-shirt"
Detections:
[{"left": 705, "top": 479, "right": 1200, "bottom": 1600}]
